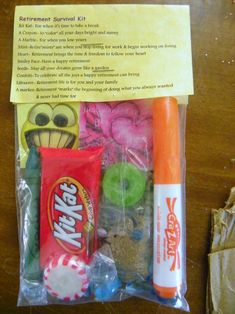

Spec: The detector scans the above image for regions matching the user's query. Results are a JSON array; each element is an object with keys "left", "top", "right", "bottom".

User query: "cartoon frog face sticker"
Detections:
[{"left": 21, "top": 103, "right": 79, "bottom": 151}]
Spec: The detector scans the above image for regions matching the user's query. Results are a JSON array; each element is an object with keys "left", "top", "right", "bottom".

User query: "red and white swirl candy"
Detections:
[{"left": 44, "top": 254, "right": 89, "bottom": 301}]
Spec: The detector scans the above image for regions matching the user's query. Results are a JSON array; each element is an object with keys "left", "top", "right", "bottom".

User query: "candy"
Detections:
[
  {"left": 89, "top": 250, "right": 117, "bottom": 285},
  {"left": 88, "top": 245, "right": 121, "bottom": 300},
  {"left": 39, "top": 147, "right": 103, "bottom": 267},
  {"left": 102, "top": 163, "right": 146, "bottom": 207},
  {"left": 44, "top": 254, "right": 89, "bottom": 301},
  {"left": 94, "top": 277, "right": 122, "bottom": 301},
  {"left": 131, "top": 229, "right": 144, "bottom": 241},
  {"left": 97, "top": 228, "right": 108, "bottom": 238}
]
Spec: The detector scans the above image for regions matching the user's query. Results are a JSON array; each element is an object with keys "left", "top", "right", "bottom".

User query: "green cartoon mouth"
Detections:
[{"left": 25, "top": 129, "right": 76, "bottom": 148}]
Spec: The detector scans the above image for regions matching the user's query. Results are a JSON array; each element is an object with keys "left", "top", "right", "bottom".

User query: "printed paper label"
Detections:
[{"left": 11, "top": 5, "right": 193, "bottom": 103}]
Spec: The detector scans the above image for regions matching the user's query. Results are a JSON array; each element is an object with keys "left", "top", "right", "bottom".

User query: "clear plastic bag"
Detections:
[{"left": 15, "top": 98, "right": 189, "bottom": 311}]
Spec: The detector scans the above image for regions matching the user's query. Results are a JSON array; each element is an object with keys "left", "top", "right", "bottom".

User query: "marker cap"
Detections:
[
  {"left": 153, "top": 97, "right": 181, "bottom": 184},
  {"left": 154, "top": 283, "right": 178, "bottom": 299}
]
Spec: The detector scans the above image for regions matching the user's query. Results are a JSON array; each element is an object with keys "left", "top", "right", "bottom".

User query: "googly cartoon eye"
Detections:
[
  {"left": 53, "top": 114, "right": 68, "bottom": 127},
  {"left": 28, "top": 103, "right": 53, "bottom": 126},
  {"left": 35, "top": 113, "right": 50, "bottom": 126},
  {"left": 52, "top": 104, "right": 77, "bottom": 127}
]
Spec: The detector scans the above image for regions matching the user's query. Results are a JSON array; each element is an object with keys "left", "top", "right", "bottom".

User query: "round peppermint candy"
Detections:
[{"left": 44, "top": 254, "right": 89, "bottom": 301}]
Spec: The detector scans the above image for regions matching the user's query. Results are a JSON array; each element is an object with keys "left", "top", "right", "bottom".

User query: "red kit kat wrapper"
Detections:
[{"left": 39, "top": 147, "right": 103, "bottom": 268}]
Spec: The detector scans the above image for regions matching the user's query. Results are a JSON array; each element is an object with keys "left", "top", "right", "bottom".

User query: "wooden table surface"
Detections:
[{"left": 0, "top": 0, "right": 234, "bottom": 313}]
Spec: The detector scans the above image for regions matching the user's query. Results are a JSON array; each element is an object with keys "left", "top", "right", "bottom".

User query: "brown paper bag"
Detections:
[{"left": 208, "top": 187, "right": 235, "bottom": 313}]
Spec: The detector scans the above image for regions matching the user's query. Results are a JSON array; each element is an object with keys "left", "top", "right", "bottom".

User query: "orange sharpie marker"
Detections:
[{"left": 153, "top": 97, "right": 183, "bottom": 299}]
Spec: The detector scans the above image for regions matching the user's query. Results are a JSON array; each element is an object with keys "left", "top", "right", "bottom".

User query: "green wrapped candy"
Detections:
[{"left": 102, "top": 163, "right": 146, "bottom": 208}]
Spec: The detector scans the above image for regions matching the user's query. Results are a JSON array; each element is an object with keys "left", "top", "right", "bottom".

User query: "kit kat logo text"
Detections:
[
  {"left": 165, "top": 197, "right": 181, "bottom": 271},
  {"left": 48, "top": 177, "right": 93, "bottom": 254}
]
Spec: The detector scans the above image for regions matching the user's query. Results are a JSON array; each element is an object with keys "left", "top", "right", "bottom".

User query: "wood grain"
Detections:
[{"left": 0, "top": 0, "right": 234, "bottom": 313}]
